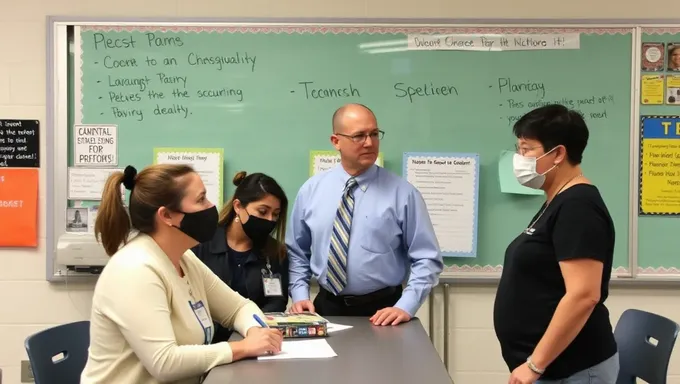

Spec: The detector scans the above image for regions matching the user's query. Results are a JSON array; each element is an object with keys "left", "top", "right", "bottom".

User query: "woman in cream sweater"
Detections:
[{"left": 80, "top": 164, "right": 283, "bottom": 384}]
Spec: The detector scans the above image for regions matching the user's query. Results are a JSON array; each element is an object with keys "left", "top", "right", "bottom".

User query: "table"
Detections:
[{"left": 203, "top": 316, "right": 452, "bottom": 384}]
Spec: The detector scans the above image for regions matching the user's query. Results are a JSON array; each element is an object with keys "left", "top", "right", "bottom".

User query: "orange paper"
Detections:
[{"left": 0, "top": 168, "right": 38, "bottom": 247}]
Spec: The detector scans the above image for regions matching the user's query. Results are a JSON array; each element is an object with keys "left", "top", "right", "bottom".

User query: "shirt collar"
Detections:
[
  {"left": 209, "top": 225, "right": 261, "bottom": 263},
  {"left": 209, "top": 225, "right": 228, "bottom": 254},
  {"left": 334, "top": 163, "right": 378, "bottom": 192}
]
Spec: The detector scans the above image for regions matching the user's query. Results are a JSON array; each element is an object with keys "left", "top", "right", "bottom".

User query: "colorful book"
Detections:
[{"left": 263, "top": 312, "right": 329, "bottom": 338}]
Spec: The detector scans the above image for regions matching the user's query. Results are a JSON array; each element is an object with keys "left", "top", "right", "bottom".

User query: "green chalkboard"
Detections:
[
  {"left": 638, "top": 31, "right": 680, "bottom": 275},
  {"left": 73, "top": 25, "right": 633, "bottom": 275}
]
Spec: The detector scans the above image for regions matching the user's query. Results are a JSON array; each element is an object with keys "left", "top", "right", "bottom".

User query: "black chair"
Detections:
[
  {"left": 24, "top": 321, "right": 90, "bottom": 384},
  {"left": 615, "top": 308, "right": 679, "bottom": 384}
]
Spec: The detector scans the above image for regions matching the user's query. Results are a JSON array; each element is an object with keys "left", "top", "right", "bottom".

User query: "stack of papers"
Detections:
[
  {"left": 258, "top": 339, "right": 337, "bottom": 360},
  {"left": 327, "top": 322, "right": 353, "bottom": 333}
]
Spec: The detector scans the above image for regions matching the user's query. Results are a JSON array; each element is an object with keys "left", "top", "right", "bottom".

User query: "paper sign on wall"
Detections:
[
  {"left": 0, "top": 168, "right": 38, "bottom": 247},
  {"left": 68, "top": 167, "right": 123, "bottom": 200},
  {"left": 407, "top": 33, "right": 580, "bottom": 51},
  {"left": 66, "top": 207, "right": 89, "bottom": 233},
  {"left": 403, "top": 152, "right": 480, "bottom": 258},
  {"left": 154, "top": 148, "right": 224, "bottom": 208},
  {"left": 0, "top": 119, "right": 40, "bottom": 168},
  {"left": 310, "top": 150, "right": 384, "bottom": 176},
  {"left": 73, "top": 124, "right": 118, "bottom": 166},
  {"left": 639, "top": 116, "right": 680, "bottom": 215}
]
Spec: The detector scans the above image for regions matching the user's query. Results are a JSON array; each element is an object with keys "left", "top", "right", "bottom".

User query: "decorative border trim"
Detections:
[
  {"left": 444, "top": 265, "right": 630, "bottom": 274},
  {"left": 639, "top": 115, "right": 648, "bottom": 215},
  {"left": 445, "top": 264, "right": 503, "bottom": 273},
  {"left": 642, "top": 28, "right": 680, "bottom": 35},
  {"left": 638, "top": 266, "right": 680, "bottom": 274},
  {"left": 80, "top": 25, "right": 632, "bottom": 35}
]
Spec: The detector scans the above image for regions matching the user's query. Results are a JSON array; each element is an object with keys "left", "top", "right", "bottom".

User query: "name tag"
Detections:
[
  {"left": 263, "top": 276, "right": 283, "bottom": 297},
  {"left": 190, "top": 300, "right": 213, "bottom": 344}
]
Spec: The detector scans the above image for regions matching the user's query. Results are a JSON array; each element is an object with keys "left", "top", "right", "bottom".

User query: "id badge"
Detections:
[
  {"left": 190, "top": 301, "right": 213, "bottom": 344},
  {"left": 262, "top": 275, "right": 283, "bottom": 297}
]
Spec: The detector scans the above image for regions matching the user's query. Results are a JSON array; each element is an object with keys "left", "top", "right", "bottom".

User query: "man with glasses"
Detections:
[{"left": 287, "top": 103, "right": 443, "bottom": 325}]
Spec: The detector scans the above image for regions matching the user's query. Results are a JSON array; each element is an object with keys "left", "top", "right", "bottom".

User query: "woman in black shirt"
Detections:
[
  {"left": 192, "top": 171, "right": 289, "bottom": 343},
  {"left": 493, "top": 104, "right": 619, "bottom": 384}
]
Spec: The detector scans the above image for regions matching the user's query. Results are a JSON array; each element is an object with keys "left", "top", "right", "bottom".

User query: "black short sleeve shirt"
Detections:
[{"left": 493, "top": 184, "right": 618, "bottom": 380}]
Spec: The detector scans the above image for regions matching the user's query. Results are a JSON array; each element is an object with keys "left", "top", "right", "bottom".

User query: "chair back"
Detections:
[
  {"left": 24, "top": 321, "right": 90, "bottom": 384},
  {"left": 615, "top": 309, "right": 679, "bottom": 384}
]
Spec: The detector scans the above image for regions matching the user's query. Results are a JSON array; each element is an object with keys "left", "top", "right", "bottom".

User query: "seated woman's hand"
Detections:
[{"left": 242, "top": 327, "right": 283, "bottom": 357}]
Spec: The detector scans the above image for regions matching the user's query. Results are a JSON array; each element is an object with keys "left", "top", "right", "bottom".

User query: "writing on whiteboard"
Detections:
[{"left": 407, "top": 33, "right": 580, "bottom": 51}]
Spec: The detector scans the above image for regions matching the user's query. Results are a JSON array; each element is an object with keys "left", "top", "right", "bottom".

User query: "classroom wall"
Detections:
[{"left": 2, "top": 0, "right": 680, "bottom": 383}]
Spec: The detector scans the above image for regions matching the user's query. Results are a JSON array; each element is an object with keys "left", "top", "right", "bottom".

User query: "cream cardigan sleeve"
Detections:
[
  {"left": 191, "top": 250, "right": 266, "bottom": 336},
  {"left": 98, "top": 260, "right": 236, "bottom": 382}
]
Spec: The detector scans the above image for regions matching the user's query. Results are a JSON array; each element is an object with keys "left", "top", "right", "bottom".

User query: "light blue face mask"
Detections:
[{"left": 512, "top": 148, "right": 557, "bottom": 189}]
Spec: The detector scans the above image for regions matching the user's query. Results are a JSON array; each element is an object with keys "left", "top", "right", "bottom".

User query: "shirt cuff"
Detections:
[
  {"left": 290, "top": 286, "right": 310, "bottom": 303},
  {"left": 394, "top": 291, "right": 420, "bottom": 317},
  {"left": 232, "top": 301, "right": 265, "bottom": 336}
]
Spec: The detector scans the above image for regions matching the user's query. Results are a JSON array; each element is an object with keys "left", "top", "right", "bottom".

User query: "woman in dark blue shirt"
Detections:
[{"left": 192, "top": 171, "right": 289, "bottom": 343}]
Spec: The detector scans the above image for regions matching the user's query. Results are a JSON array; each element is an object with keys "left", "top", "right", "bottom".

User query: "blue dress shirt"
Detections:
[{"left": 287, "top": 164, "right": 444, "bottom": 316}]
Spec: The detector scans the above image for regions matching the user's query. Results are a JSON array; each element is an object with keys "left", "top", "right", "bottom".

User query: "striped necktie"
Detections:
[{"left": 326, "top": 177, "right": 359, "bottom": 295}]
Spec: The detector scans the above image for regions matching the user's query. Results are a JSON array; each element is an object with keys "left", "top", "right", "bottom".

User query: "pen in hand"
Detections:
[
  {"left": 253, "top": 314, "right": 269, "bottom": 328},
  {"left": 251, "top": 314, "right": 281, "bottom": 355}
]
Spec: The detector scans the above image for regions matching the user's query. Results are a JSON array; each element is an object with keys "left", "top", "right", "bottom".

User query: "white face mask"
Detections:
[{"left": 512, "top": 148, "right": 557, "bottom": 189}]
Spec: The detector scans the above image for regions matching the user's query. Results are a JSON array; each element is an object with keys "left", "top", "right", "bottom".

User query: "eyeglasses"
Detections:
[
  {"left": 335, "top": 130, "right": 385, "bottom": 144},
  {"left": 514, "top": 144, "right": 541, "bottom": 156}
]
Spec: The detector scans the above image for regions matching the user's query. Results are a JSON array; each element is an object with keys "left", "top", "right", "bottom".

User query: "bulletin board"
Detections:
[
  {"left": 43, "top": 18, "right": 680, "bottom": 284},
  {"left": 636, "top": 27, "right": 680, "bottom": 278}
]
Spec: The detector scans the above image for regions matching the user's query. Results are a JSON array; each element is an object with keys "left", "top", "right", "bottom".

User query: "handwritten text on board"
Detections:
[{"left": 407, "top": 33, "right": 580, "bottom": 51}]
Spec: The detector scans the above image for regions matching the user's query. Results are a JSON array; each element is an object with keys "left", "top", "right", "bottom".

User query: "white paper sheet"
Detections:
[
  {"left": 326, "top": 322, "right": 353, "bottom": 333},
  {"left": 403, "top": 152, "right": 480, "bottom": 257},
  {"left": 67, "top": 167, "right": 123, "bottom": 200},
  {"left": 154, "top": 148, "right": 224, "bottom": 208},
  {"left": 257, "top": 339, "right": 337, "bottom": 360}
]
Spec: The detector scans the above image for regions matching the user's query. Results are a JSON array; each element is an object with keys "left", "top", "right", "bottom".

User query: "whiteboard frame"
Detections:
[{"left": 44, "top": 17, "right": 679, "bottom": 284}]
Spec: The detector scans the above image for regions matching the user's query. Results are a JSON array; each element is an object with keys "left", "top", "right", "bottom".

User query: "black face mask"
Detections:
[
  {"left": 173, "top": 206, "right": 218, "bottom": 243},
  {"left": 240, "top": 212, "right": 277, "bottom": 248}
]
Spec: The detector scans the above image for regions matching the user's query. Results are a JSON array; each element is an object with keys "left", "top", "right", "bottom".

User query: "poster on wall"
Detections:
[
  {"left": 641, "top": 42, "right": 665, "bottom": 72},
  {"left": 153, "top": 148, "right": 224, "bottom": 208},
  {"left": 641, "top": 75, "right": 665, "bottom": 105},
  {"left": 639, "top": 115, "right": 680, "bottom": 215},
  {"left": 0, "top": 168, "right": 38, "bottom": 247},
  {"left": 403, "top": 152, "right": 480, "bottom": 257},
  {"left": 73, "top": 124, "right": 118, "bottom": 167},
  {"left": 0, "top": 119, "right": 39, "bottom": 168},
  {"left": 666, "top": 75, "right": 680, "bottom": 105}
]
